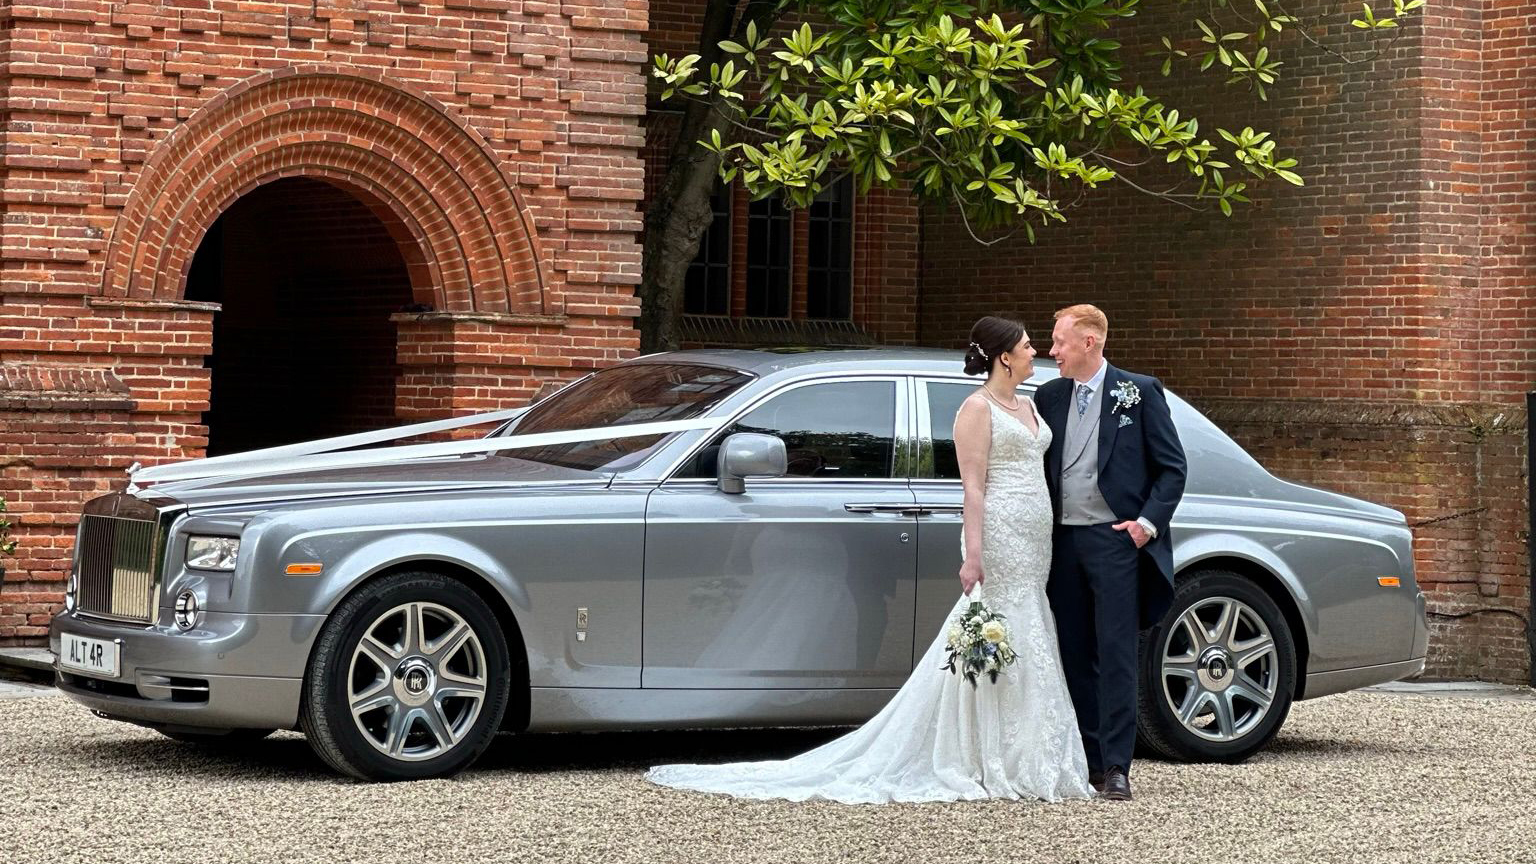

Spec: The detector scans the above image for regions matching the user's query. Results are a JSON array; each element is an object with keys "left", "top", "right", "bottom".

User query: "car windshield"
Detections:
[{"left": 492, "top": 363, "right": 753, "bottom": 471}]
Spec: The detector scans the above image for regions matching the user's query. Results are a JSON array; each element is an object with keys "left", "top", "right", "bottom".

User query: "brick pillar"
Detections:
[
  {"left": 393, "top": 312, "right": 624, "bottom": 421},
  {"left": 0, "top": 299, "right": 216, "bottom": 644}
]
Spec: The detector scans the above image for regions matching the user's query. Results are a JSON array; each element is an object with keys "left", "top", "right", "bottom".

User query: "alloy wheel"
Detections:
[
  {"left": 1159, "top": 596, "right": 1280, "bottom": 742},
  {"left": 347, "top": 601, "right": 488, "bottom": 761}
]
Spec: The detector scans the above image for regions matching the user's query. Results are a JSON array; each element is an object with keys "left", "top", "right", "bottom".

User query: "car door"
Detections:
[
  {"left": 909, "top": 378, "right": 1037, "bottom": 667},
  {"left": 642, "top": 376, "right": 918, "bottom": 689}
]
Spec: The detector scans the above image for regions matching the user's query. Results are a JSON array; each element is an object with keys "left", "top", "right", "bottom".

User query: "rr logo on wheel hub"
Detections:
[{"left": 394, "top": 658, "right": 436, "bottom": 704}]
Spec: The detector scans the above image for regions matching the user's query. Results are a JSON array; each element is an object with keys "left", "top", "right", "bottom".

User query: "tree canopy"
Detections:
[{"left": 652, "top": 0, "right": 1423, "bottom": 244}]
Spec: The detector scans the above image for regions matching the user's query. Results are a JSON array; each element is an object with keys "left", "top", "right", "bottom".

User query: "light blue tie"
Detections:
[{"left": 1076, "top": 384, "right": 1092, "bottom": 417}]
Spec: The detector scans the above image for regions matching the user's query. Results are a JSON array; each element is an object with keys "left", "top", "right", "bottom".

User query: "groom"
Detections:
[{"left": 1035, "top": 304, "right": 1187, "bottom": 802}]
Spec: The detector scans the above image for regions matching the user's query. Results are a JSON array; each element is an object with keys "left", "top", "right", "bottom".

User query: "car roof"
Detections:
[{"left": 629, "top": 347, "right": 1061, "bottom": 383}]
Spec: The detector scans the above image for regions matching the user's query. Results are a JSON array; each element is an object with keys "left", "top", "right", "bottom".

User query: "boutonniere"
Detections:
[{"left": 1109, "top": 380, "right": 1141, "bottom": 414}]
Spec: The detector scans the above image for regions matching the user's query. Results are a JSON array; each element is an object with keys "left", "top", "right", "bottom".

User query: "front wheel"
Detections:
[
  {"left": 301, "top": 571, "right": 511, "bottom": 781},
  {"left": 1137, "top": 570, "right": 1297, "bottom": 763}
]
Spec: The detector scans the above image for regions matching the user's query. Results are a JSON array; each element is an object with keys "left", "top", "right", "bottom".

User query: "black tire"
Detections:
[
  {"left": 301, "top": 571, "right": 511, "bottom": 781},
  {"left": 158, "top": 727, "right": 274, "bottom": 745},
  {"left": 1137, "top": 569, "right": 1297, "bottom": 763}
]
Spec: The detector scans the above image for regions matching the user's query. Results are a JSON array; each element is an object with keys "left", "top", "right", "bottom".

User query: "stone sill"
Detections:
[
  {"left": 390, "top": 311, "right": 568, "bottom": 327},
  {"left": 87, "top": 297, "right": 222, "bottom": 313}
]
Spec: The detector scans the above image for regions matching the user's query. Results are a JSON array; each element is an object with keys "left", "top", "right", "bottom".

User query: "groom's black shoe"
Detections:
[
  {"left": 1102, "top": 767, "right": 1132, "bottom": 802},
  {"left": 1088, "top": 769, "right": 1105, "bottom": 793}
]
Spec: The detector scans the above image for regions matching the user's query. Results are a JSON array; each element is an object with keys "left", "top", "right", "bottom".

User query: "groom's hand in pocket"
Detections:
[{"left": 1112, "top": 520, "right": 1150, "bottom": 549}]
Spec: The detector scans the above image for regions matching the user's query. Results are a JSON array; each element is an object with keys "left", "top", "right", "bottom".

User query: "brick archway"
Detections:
[{"left": 101, "top": 66, "right": 550, "bottom": 314}]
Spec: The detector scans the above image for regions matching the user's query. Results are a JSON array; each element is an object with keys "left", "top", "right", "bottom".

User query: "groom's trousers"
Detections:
[{"left": 1047, "top": 522, "right": 1141, "bottom": 775}]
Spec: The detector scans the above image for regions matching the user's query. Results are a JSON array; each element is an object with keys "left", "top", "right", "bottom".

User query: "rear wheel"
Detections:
[
  {"left": 1137, "top": 570, "right": 1296, "bottom": 763},
  {"left": 301, "top": 571, "right": 511, "bottom": 781}
]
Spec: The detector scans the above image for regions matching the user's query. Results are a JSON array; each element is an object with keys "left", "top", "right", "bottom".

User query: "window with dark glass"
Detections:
[
  {"left": 745, "top": 192, "right": 791, "bottom": 317},
  {"left": 683, "top": 380, "right": 896, "bottom": 479},
  {"left": 684, "top": 184, "right": 731, "bottom": 316},
  {"left": 807, "top": 176, "right": 853, "bottom": 320},
  {"left": 923, "top": 381, "right": 1034, "bottom": 480}
]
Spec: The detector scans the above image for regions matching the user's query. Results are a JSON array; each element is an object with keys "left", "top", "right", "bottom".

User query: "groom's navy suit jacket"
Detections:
[{"left": 1035, "top": 363, "right": 1188, "bottom": 628}]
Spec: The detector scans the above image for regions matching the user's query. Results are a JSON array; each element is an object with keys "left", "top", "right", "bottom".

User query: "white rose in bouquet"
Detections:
[{"left": 942, "top": 600, "right": 1018, "bottom": 686}]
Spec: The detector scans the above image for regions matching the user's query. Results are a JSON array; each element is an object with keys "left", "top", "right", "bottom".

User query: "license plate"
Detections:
[{"left": 59, "top": 633, "right": 120, "bottom": 679}]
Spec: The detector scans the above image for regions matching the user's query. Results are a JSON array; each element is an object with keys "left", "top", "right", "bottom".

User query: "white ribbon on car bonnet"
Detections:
[{"left": 127, "top": 407, "right": 721, "bottom": 487}]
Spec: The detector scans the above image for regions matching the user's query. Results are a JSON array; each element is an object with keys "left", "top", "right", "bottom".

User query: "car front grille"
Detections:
[{"left": 75, "top": 512, "right": 163, "bottom": 623}]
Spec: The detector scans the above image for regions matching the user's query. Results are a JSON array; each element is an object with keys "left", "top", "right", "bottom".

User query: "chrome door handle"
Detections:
[
  {"left": 912, "top": 504, "right": 964, "bottom": 515},
  {"left": 844, "top": 503, "right": 918, "bottom": 514}
]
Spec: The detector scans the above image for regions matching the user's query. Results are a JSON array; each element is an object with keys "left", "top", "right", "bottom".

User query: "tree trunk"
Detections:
[{"left": 638, "top": 0, "right": 782, "bottom": 354}]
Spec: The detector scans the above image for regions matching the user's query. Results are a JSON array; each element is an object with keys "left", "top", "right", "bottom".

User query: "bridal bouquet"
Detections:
[{"left": 942, "top": 599, "right": 1018, "bottom": 686}]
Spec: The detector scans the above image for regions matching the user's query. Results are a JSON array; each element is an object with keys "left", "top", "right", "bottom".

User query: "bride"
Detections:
[{"left": 644, "top": 316, "right": 1093, "bottom": 804}]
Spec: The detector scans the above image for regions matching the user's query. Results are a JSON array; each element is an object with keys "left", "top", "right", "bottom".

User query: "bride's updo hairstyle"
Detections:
[{"left": 963, "top": 316, "right": 1026, "bottom": 376}]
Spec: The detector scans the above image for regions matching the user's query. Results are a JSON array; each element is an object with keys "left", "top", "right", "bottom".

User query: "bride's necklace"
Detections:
[{"left": 983, "top": 385, "right": 1020, "bottom": 411}]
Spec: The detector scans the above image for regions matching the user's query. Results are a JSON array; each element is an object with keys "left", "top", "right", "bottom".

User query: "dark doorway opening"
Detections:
[{"left": 185, "top": 177, "right": 416, "bottom": 456}]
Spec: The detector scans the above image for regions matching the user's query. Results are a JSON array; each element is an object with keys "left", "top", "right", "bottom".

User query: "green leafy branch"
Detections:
[
  {"left": 1154, "top": 0, "right": 1424, "bottom": 100},
  {"left": 654, "top": 7, "right": 1306, "bottom": 244}
]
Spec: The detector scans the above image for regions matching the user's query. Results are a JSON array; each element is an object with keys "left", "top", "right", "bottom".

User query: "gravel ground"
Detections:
[{"left": 3, "top": 691, "right": 1533, "bottom": 864}]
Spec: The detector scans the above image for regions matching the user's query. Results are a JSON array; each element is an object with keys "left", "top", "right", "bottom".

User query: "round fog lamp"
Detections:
[{"left": 173, "top": 591, "right": 200, "bottom": 632}]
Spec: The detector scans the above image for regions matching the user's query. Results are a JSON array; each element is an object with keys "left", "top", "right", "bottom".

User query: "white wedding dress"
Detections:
[{"left": 644, "top": 397, "right": 1093, "bottom": 804}]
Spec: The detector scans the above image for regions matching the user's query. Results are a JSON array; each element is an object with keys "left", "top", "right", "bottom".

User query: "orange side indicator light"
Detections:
[
  {"left": 286, "top": 563, "right": 324, "bottom": 576},
  {"left": 1378, "top": 577, "right": 1401, "bottom": 588}
]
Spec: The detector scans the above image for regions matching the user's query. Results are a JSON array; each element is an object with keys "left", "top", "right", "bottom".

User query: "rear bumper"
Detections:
[
  {"left": 48, "top": 608, "right": 324, "bottom": 731},
  {"left": 1301, "top": 656, "right": 1427, "bottom": 700}
]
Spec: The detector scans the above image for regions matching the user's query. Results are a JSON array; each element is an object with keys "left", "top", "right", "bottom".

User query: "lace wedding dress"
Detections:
[{"left": 644, "top": 397, "right": 1093, "bottom": 804}]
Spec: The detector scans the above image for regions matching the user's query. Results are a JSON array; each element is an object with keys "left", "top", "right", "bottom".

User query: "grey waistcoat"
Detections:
[{"left": 1059, "top": 381, "right": 1117, "bottom": 525}]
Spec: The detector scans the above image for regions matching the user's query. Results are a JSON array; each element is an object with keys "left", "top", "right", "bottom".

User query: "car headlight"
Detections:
[{"left": 185, "top": 536, "right": 240, "bottom": 571}]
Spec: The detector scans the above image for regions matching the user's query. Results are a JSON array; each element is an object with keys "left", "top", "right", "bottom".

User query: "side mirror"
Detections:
[{"left": 716, "top": 433, "right": 787, "bottom": 494}]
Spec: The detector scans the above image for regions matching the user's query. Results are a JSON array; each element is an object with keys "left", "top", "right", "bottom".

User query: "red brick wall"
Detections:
[
  {"left": 0, "top": 1, "right": 652, "bottom": 641},
  {"left": 917, "top": 1, "right": 1532, "bottom": 682}
]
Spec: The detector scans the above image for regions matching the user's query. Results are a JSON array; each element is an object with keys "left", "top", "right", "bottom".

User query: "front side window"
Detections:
[
  {"left": 681, "top": 380, "right": 896, "bottom": 479},
  {"left": 498, "top": 364, "right": 752, "bottom": 471}
]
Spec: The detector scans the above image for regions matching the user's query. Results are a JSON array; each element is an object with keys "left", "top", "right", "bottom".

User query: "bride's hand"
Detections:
[{"left": 958, "top": 559, "right": 985, "bottom": 596}]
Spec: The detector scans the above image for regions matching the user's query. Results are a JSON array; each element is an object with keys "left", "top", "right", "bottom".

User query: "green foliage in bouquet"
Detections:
[{"left": 942, "top": 599, "right": 1019, "bottom": 687}]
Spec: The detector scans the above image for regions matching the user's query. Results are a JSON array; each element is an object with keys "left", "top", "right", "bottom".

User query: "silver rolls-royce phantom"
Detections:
[{"left": 49, "top": 349, "right": 1429, "bottom": 780}]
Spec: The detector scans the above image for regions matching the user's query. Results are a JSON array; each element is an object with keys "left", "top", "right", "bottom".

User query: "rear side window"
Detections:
[
  {"left": 924, "top": 382, "right": 974, "bottom": 481},
  {"left": 922, "top": 381, "right": 1034, "bottom": 480}
]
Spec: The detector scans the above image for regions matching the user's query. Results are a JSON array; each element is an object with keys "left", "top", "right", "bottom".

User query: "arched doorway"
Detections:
[{"left": 185, "top": 177, "right": 416, "bottom": 456}]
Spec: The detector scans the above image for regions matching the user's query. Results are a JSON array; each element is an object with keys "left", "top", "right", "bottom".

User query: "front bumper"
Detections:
[{"left": 49, "top": 608, "right": 325, "bottom": 731}]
